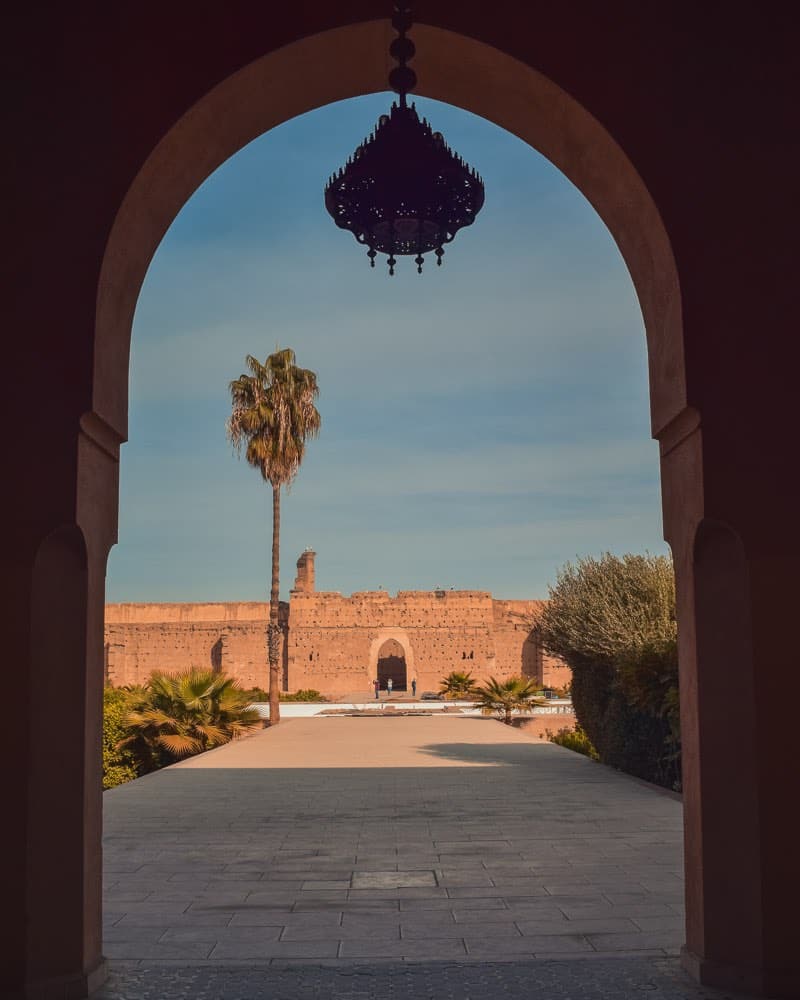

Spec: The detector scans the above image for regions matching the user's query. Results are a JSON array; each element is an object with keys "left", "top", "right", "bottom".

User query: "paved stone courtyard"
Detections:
[{"left": 100, "top": 716, "right": 743, "bottom": 998}]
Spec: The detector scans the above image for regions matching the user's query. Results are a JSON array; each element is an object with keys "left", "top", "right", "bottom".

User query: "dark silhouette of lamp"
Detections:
[{"left": 324, "top": 4, "right": 485, "bottom": 274}]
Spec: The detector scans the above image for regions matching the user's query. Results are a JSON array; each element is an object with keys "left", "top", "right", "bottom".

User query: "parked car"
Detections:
[{"left": 420, "top": 691, "right": 444, "bottom": 701}]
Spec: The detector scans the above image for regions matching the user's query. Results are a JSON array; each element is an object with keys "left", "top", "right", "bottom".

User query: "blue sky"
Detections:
[{"left": 106, "top": 94, "right": 667, "bottom": 603}]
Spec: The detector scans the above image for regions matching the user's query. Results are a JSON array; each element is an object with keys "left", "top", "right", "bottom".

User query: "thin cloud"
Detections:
[{"left": 111, "top": 96, "right": 664, "bottom": 603}]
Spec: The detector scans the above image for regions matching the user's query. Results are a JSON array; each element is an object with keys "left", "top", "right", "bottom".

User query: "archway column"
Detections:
[
  {"left": 3, "top": 414, "right": 119, "bottom": 1000},
  {"left": 74, "top": 414, "right": 124, "bottom": 998},
  {"left": 660, "top": 409, "right": 800, "bottom": 998}
]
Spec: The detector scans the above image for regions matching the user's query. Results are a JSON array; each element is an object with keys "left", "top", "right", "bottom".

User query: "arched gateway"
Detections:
[{"left": 376, "top": 638, "right": 407, "bottom": 692}]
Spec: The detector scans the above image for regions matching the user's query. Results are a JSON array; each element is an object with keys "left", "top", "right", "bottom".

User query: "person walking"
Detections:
[
  {"left": 411, "top": 677, "right": 417, "bottom": 698},
  {"left": 373, "top": 678, "right": 380, "bottom": 700},
  {"left": 387, "top": 677, "right": 393, "bottom": 697}
]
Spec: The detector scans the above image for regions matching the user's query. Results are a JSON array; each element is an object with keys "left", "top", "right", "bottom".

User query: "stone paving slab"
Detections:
[
  {"left": 94, "top": 957, "right": 745, "bottom": 999},
  {"left": 104, "top": 716, "right": 688, "bottom": 971}
]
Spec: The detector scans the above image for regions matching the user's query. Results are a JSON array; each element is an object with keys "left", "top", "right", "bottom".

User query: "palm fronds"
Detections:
[
  {"left": 117, "top": 669, "right": 262, "bottom": 771},
  {"left": 227, "top": 349, "right": 321, "bottom": 489},
  {"left": 439, "top": 670, "right": 480, "bottom": 700},
  {"left": 474, "top": 676, "right": 546, "bottom": 725}
]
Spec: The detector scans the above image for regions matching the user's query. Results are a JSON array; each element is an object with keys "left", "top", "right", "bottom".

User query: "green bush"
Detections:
[
  {"left": 280, "top": 688, "right": 325, "bottom": 702},
  {"left": 241, "top": 687, "right": 326, "bottom": 702},
  {"left": 548, "top": 724, "right": 599, "bottom": 760},
  {"left": 241, "top": 687, "right": 269, "bottom": 702},
  {"left": 538, "top": 553, "right": 681, "bottom": 790},
  {"left": 102, "top": 687, "right": 140, "bottom": 789}
]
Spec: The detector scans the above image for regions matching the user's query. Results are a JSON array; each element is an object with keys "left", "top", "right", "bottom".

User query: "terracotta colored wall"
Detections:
[
  {"left": 104, "top": 602, "right": 287, "bottom": 690},
  {"left": 104, "top": 585, "right": 567, "bottom": 694}
]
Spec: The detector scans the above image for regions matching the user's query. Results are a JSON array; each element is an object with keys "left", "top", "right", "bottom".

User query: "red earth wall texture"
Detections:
[{"left": 104, "top": 558, "right": 571, "bottom": 696}]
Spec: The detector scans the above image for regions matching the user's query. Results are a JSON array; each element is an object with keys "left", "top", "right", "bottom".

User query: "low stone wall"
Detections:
[{"left": 518, "top": 712, "right": 577, "bottom": 741}]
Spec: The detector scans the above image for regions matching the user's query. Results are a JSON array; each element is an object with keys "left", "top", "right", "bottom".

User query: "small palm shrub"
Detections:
[
  {"left": 547, "top": 724, "right": 599, "bottom": 760},
  {"left": 439, "top": 671, "right": 480, "bottom": 700},
  {"left": 474, "top": 676, "right": 545, "bottom": 725},
  {"left": 119, "top": 670, "right": 262, "bottom": 772}
]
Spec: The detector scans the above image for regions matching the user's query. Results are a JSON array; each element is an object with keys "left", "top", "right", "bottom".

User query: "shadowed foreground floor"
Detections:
[
  {"left": 100, "top": 717, "right": 742, "bottom": 997},
  {"left": 96, "top": 957, "right": 738, "bottom": 999}
]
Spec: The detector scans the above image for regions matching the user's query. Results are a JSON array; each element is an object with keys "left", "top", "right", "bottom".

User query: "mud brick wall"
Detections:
[
  {"left": 104, "top": 555, "right": 569, "bottom": 695},
  {"left": 104, "top": 602, "right": 287, "bottom": 690}
]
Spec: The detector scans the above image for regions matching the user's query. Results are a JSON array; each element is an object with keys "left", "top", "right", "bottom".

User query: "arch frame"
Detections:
[
  {"left": 84, "top": 13, "right": 752, "bottom": 997},
  {"left": 375, "top": 636, "right": 410, "bottom": 691},
  {"left": 6, "top": 3, "right": 800, "bottom": 996},
  {"left": 368, "top": 630, "right": 416, "bottom": 690}
]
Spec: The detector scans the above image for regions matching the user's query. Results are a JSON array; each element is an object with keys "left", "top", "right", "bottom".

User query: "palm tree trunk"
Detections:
[{"left": 268, "top": 483, "right": 281, "bottom": 724}]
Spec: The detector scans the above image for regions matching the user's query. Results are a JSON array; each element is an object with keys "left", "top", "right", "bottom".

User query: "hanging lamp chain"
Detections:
[{"left": 388, "top": 4, "right": 417, "bottom": 107}]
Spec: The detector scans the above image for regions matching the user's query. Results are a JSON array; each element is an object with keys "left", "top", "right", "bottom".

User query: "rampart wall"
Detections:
[
  {"left": 104, "top": 602, "right": 288, "bottom": 690},
  {"left": 104, "top": 553, "right": 571, "bottom": 695}
]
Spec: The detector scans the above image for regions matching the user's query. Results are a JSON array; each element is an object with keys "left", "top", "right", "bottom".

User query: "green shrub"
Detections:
[
  {"left": 548, "top": 724, "right": 599, "bottom": 760},
  {"left": 241, "top": 687, "right": 326, "bottom": 702},
  {"left": 538, "top": 553, "right": 681, "bottom": 790},
  {"left": 241, "top": 687, "right": 269, "bottom": 702},
  {"left": 280, "top": 688, "right": 325, "bottom": 702},
  {"left": 102, "top": 687, "right": 140, "bottom": 789}
]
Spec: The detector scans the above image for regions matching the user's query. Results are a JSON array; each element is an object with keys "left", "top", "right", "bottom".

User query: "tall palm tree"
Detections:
[
  {"left": 118, "top": 669, "right": 262, "bottom": 771},
  {"left": 474, "top": 676, "right": 546, "bottom": 725},
  {"left": 227, "top": 348, "right": 321, "bottom": 724}
]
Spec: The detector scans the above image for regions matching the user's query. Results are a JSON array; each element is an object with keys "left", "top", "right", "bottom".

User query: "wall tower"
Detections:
[{"left": 293, "top": 549, "right": 316, "bottom": 593}]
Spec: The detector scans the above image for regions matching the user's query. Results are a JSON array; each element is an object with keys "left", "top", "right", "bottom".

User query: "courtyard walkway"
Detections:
[{"left": 100, "top": 716, "right": 738, "bottom": 998}]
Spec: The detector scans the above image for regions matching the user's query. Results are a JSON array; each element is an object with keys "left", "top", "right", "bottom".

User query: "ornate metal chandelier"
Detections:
[{"left": 324, "top": 5, "right": 485, "bottom": 275}]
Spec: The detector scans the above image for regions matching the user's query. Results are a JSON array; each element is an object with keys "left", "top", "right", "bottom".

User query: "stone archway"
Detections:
[
  {"left": 84, "top": 22, "right": 697, "bottom": 994},
  {"left": 9, "top": 7, "right": 798, "bottom": 998},
  {"left": 376, "top": 638, "right": 407, "bottom": 692}
]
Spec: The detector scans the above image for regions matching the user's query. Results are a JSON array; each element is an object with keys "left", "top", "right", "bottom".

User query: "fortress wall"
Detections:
[
  {"left": 540, "top": 653, "right": 572, "bottom": 691},
  {"left": 286, "top": 591, "right": 503, "bottom": 695},
  {"left": 287, "top": 622, "right": 499, "bottom": 696},
  {"left": 105, "top": 602, "right": 269, "bottom": 624},
  {"left": 492, "top": 599, "right": 572, "bottom": 691},
  {"left": 104, "top": 588, "right": 569, "bottom": 695},
  {"left": 104, "top": 603, "right": 286, "bottom": 690},
  {"left": 407, "top": 626, "right": 493, "bottom": 688},
  {"left": 288, "top": 628, "right": 374, "bottom": 696},
  {"left": 491, "top": 599, "right": 543, "bottom": 682},
  {"left": 287, "top": 590, "right": 497, "bottom": 629}
]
